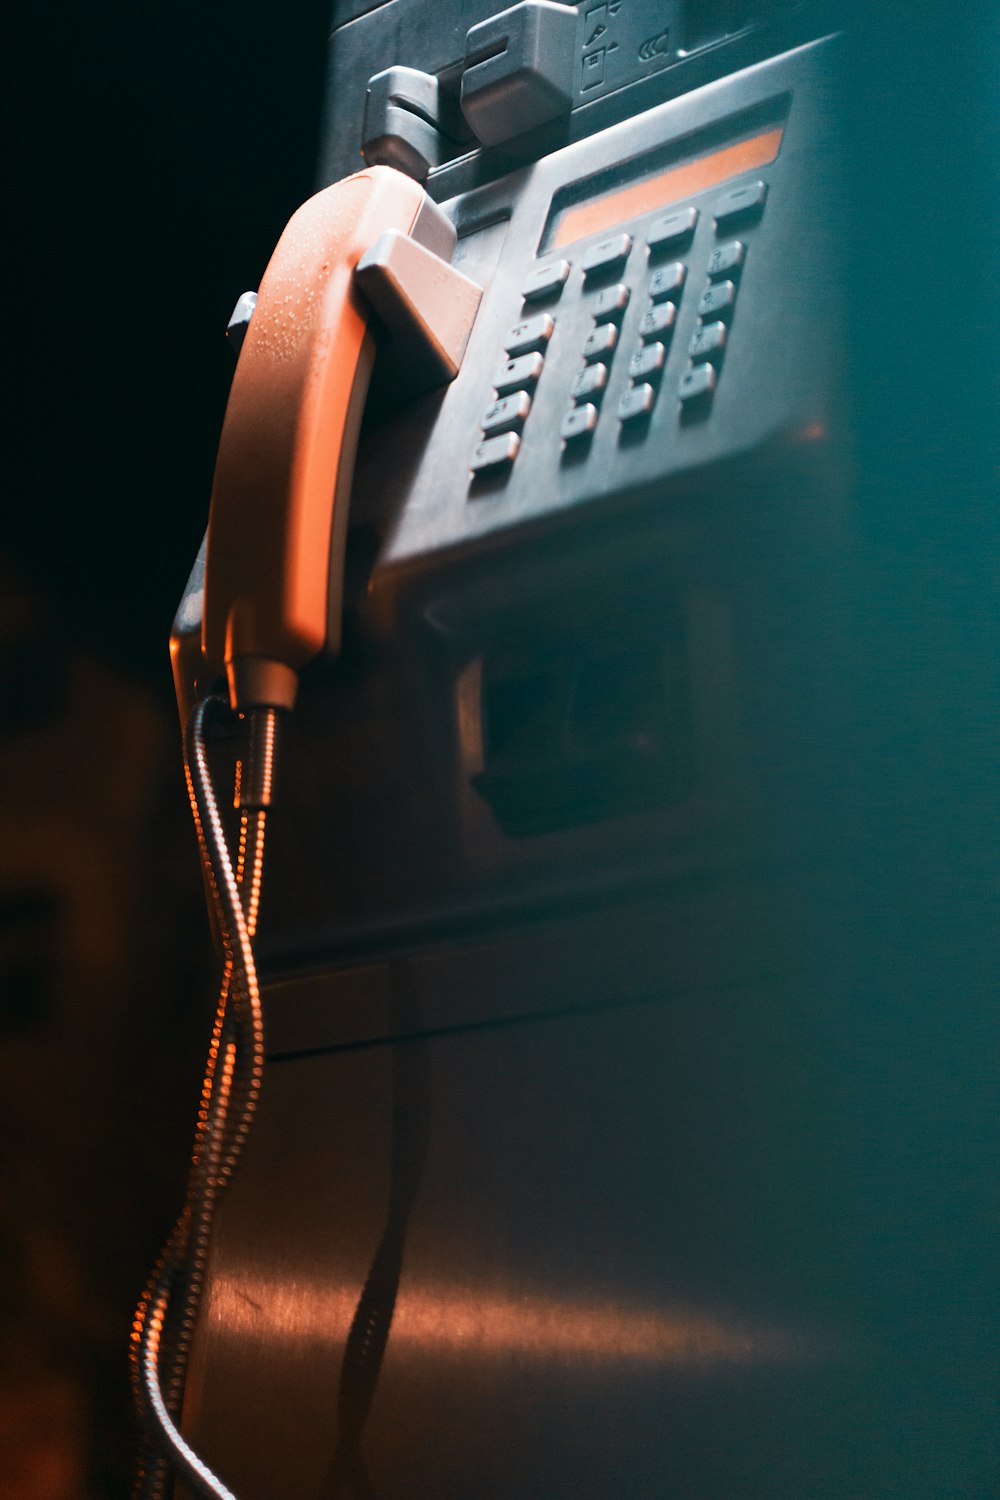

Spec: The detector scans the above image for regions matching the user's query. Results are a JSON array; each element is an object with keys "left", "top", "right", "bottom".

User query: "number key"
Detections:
[
  {"left": 697, "top": 281, "right": 737, "bottom": 319},
  {"left": 470, "top": 432, "right": 520, "bottom": 472},
  {"left": 504, "top": 313, "right": 555, "bottom": 357},
  {"left": 481, "top": 391, "right": 531, "bottom": 435},
  {"left": 495, "top": 352, "right": 544, "bottom": 395},
  {"left": 583, "top": 323, "right": 619, "bottom": 361},
  {"left": 707, "top": 240, "right": 745, "bottom": 278},
  {"left": 561, "top": 404, "right": 598, "bottom": 441},
  {"left": 628, "top": 342, "right": 666, "bottom": 381},
  {"left": 638, "top": 303, "right": 676, "bottom": 340},
  {"left": 571, "top": 363, "right": 609, "bottom": 400},
  {"left": 679, "top": 364, "right": 716, "bottom": 402},
  {"left": 689, "top": 322, "right": 727, "bottom": 361},
  {"left": 592, "top": 284, "right": 630, "bottom": 320},
  {"left": 618, "top": 384, "right": 655, "bottom": 422},
  {"left": 649, "top": 262, "right": 686, "bottom": 302}
]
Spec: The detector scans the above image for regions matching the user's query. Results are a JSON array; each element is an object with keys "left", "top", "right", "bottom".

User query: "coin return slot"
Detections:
[{"left": 471, "top": 624, "right": 693, "bottom": 836}]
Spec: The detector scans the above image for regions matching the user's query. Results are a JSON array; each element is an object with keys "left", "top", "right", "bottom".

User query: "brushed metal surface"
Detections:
[{"left": 182, "top": 950, "right": 871, "bottom": 1500}]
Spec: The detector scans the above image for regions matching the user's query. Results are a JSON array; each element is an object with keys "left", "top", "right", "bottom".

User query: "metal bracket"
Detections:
[
  {"left": 362, "top": 66, "right": 471, "bottom": 183},
  {"left": 355, "top": 230, "right": 483, "bottom": 395}
]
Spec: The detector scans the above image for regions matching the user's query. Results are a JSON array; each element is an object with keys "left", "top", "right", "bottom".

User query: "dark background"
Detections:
[
  {"left": 8, "top": 0, "right": 331, "bottom": 679},
  {"left": 6, "top": 2, "right": 331, "bottom": 1492},
  {"left": 3, "top": 2, "right": 998, "bottom": 1495}
]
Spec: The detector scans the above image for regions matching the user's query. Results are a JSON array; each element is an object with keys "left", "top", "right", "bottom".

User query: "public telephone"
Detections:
[
  {"left": 138, "top": 7, "right": 884, "bottom": 1499},
  {"left": 170, "top": 20, "right": 846, "bottom": 884}
]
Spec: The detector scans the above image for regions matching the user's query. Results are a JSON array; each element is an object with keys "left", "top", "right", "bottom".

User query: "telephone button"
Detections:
[
  {"left": 679, "top": 364, "right": 716, "bottom": 402},
  {"left": 481, "top": 391, "right": 531, "bottom": 436},
  {"left": 591, "top": 283, "right": 630, "bottom": 320},
  {"left": 583, "top": 323, "right": 618, "bottom": 361},
  {"left": 638, "top": 303, "right": 676, "bottom": 340},
  {"left": 471, "top": 432, "right": 520, "bottom": 472},
  {"left": 697, "top": 280, "right": 737, "bottom": 319},
  {"left": 648, "top": 262, "right": 686, "bottom": 302},
  {"left": 504, "top": 313, "right": 555, "bottom": 357},
  {"left": 561, "top": 404, "right": 598, "bottom": 441},
  {"left": 647, "top": 205, "right": 698, "bottom": 250},
  {"left": 628, "top": 342, "right": 665, "bottom": 381},
  {"left": 714, "top": 180, "right": 767, "bottom": 227},
  {"left": 495, "top": 351, "right": 544, "bottom": 394},
  {"left": 689, "top": 321, "right": 727, "bottom": 361},
  {"left": 618, "top": 384, "right": 655, "bottom": 423},
  {"left": 522, "top": 259, "right": 571, "bottom": 301},
  {"left": 571, "top": 363, "right": 608, "bottom": 401},
  {"left": 707, "top": 240, "right": 745, "bottom": 278},
  {"left": 582, "top": 232, "right": 633, "bottom": 278}
]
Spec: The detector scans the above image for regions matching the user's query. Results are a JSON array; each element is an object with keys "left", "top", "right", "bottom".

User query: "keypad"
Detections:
[
  {"left": 504, "top": 313, "right": 555, "bottom": 357},
  {"left": 474, "top": 173, "right": 769, "bottom": 479},
  {"left": 522, "top": 259, "right": 571, "bottom": 301},
  {"left": 474, "top": 320, "right": 553, "bottom": 472},
  {"left": 612, "top": 247, "right": 687, "bottom": 429},
  {"left": 674, "top": 192, "right": 762, "bottom": 409}
]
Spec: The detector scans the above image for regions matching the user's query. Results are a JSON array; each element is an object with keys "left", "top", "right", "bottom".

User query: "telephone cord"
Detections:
[{"left": 131, "top": 697, "right": 276, "bottom": 1500}]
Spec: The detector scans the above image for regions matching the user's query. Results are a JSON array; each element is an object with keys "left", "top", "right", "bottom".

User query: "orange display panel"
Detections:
[{"left": 552, "top": 126, "right": 784, "bottom": 250}]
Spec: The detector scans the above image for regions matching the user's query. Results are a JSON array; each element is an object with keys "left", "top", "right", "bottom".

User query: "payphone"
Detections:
[{"left": 133, "top": 3, "right": 978, "bottom": 1497}]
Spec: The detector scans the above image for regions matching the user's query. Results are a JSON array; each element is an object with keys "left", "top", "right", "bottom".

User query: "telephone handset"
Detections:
[{"left": 198, "top": 164, "right": 482, "bottom": 713}]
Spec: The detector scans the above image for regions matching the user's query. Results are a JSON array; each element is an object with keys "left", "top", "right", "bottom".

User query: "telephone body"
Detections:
[{"left": 169, "top": 14, "right": 926, "bottom": 1500}]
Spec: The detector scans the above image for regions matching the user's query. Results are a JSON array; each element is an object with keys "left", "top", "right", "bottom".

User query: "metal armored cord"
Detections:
[{"left": 131, "top": 698, "right": 277, "bottom": 1500}]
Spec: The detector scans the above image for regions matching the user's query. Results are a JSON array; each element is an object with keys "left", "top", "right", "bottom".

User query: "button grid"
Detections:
[{"left": 472, "top": 176, "right": 768, "bottom": 475}]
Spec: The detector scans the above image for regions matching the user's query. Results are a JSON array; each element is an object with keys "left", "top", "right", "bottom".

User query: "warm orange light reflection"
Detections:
[
  {"left": 212, "top": 1276, "right": 809, "bottom": 1366},
  {"left": 552, "top": 126, "right": 784, "bottom": 249}
]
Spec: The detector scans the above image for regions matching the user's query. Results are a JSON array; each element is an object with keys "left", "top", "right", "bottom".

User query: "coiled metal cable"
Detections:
[{"left": 131, "top": 697, "right": 278, "bottom": 1500}]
